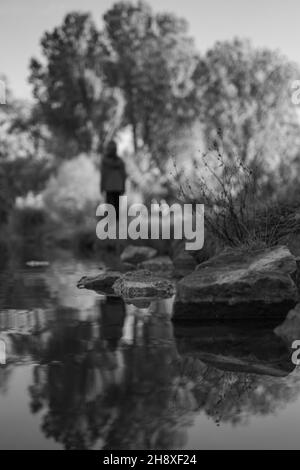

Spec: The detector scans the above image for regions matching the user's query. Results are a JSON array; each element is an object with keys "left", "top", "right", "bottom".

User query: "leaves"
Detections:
[
  {"left": 29, "top": 12, "right": 123, "bottom": 156},
  {"left": 194, "top": 38, "right": 300, "bottom": 181}
]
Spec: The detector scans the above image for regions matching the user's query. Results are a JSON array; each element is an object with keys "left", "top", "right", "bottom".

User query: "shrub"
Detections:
[
  {"left": 176, "top": 146, "right": 300, "bottom": 248},
  {"left": 43, "top": 154, "right": 101, "bottom": 227}
]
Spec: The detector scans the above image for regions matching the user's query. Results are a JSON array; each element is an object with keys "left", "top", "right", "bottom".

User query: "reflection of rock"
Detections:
[
  {"left": 125, "top": 299, "right": 152, "bottom": 309},
  {"left": 275, "top": 304, "right": 300, "bottom": 344},
  {"left": 138, "top": 256, "right": 174, "bottom": 277},
  {"left": 174, "top": 323, "right": 295, "bottom": 377},
  {"left": 174, "top": 246, "right": 298, "bottom": 321},
  {"left": 77, "top": 271, "right": 122, "bottom": 294},
  {"left": 113, "top": 270, "right": 175, "bottom": 300},
  {"left": 120, "top": 245, "right": 157, "bottom": 265}
]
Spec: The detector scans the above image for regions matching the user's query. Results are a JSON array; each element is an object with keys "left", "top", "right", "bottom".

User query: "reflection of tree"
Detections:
[
  {"left": 30, "top": 353, "right": 121, "bottom": 449},
  {"left": 103, "top": 318, "right": 191, "bottom": 450},
  {"left": 0, "top": 267, "right": 52, "bottom": 311},
  {"left": 0, "top": 367, "right": 13, "bottom": 395},
  {"left": 174, "top": 355, "right": 300, "bottom": 427},
  {"left": 28, "top": 310, "right": 125, "bottom": 449},
  {"left": 25, "top": 297, "right": 300, "bottom": 450},
  {"left": 2, "top": 262, "right": 300, "bottom": 448},
  {"left": 27, "top": 303, "right": 192, "bottom": 450}
]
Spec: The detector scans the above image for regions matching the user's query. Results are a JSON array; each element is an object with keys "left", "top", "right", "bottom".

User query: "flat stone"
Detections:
[
  {"left": 173, "top": 246, "right": 298, "bottom": 321},
  {"left": 77, "top": 271, "right": 122, "bottom": 293},
  {"left": 113, "top": 270, "right": 176, "bottom": 299},
  {"left": 120, "top": 245, "right": 158, "bottom": 265}
]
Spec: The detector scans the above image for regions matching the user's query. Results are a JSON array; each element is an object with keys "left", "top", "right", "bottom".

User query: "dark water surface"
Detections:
[{"left": 0, "top": 255, "right": 300, "bottom": 450}]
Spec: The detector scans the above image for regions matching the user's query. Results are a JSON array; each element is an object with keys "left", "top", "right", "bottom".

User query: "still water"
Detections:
[{"left": 0, "top": 254, "right": 300, "bottom": 450}]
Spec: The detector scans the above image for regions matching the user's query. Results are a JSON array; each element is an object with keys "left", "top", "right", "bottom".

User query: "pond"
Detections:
[{"left": 0, "top": 253, "right": 299, "bottom": 450}]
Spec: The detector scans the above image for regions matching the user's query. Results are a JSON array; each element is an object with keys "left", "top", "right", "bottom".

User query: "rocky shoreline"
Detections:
[{"left": 78, "top": 244, "right": 300, "bottom": 324}]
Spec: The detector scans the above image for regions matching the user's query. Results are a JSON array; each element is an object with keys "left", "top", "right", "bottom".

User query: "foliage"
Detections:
[
  {"left": 103, "top": 1, "right": 199, "bottom": 167},
  {"left": 42, "top": 154, "right": 101, "bottom": 226},
  {"left": 178, "top": 145, "right": 300, "bottom": 248},
  {"left": 29, "top": 3, "right": 199, "bottom": 166},
  {"left": 194, "top": 39, "right": 300, "bottom": 184},
  {"left": 29, "top": 12, "right": 124, "bottom": 156},
  {"left": 0, "top": 79, "right": 53, "bottom": 224}
]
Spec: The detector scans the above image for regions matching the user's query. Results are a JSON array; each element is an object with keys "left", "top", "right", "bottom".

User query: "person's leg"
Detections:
[
  {"left": 110, "top": 192, "right": 122, "bottom": 255},
  {"left": 111, "top": 192, "right": 121, "bottom": 220},
  {"left": 106, "top": 192, "right": 120, "bottom": 218},
  {"left": 106, "top": 192, "right": 114, "bottom": 207},
  {"left": 105, "top": 192, "right": 121, "bottom": 253}
]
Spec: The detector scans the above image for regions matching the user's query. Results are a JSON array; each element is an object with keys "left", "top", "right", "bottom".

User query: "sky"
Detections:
[{"left": 1, "top": 0, "right": 300, "bottom": 100}]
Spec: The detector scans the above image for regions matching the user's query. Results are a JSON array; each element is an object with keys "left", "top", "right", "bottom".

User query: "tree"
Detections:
[
  {"left": 103, "top": 1, "right": 199, "bottom": 169},
  {"left": 0, "top": 78, "right": 53, "bottom": 224},
  {"left": 29, "top": 12, "right": 124, "bottom": 156},
  {"left": 194, "top": 39, "right": 300, "bottom": 186}
]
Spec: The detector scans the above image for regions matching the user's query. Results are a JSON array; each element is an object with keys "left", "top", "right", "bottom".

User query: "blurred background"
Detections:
[{"left": 1, "top": 0, "right": 300, "bottom": 264}]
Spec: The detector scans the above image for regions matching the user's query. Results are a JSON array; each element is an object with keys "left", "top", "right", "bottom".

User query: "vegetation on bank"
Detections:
[{"left": 176, "top": 142, "right": 300, "bottom": 252}]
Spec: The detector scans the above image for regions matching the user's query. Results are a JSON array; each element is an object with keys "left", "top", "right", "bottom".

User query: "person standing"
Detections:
[{"left": 100, "top": 140, "right": 127, "bottom": 220}]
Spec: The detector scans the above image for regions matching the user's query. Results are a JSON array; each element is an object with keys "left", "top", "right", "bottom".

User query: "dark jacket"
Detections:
[{"left": 101, "top": 156, "right": 126, "bottom": 193}]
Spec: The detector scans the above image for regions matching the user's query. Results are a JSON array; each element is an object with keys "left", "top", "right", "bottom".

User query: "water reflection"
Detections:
[{"left": 0, "top": 260, "right": 300, "bottom": 449}]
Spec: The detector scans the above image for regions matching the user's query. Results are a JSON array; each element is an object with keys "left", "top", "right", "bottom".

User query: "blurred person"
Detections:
[{"left": 100, "top": 140, "right": 127, "bottom": 220}]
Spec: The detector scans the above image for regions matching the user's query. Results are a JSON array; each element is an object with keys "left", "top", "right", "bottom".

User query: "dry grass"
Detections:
[{"left": 173, "top": 144, "right": 300, "bottom": 249}]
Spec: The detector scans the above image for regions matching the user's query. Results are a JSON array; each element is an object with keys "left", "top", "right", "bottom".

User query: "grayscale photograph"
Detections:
[{"left": 0, "top": 0, "right": 300, "bottom": 455}]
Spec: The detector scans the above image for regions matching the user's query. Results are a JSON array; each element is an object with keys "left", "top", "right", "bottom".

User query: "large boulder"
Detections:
[
  {"left": 77, "top": 271, "right": 122, "bottom": 293},
  {"left": 120, "top": 245, "right": 157, "bottom": 265},
  {"left": 173, "top": 246, "right": 298, "bottom": 322},
  {"left": 113, "top": 270, "right": 175, "bottom": 300}
]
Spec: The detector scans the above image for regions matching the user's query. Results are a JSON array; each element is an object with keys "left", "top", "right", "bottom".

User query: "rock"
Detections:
[
  {"left": 173, "top": 251, "right": 197, "bottom": 278},
  {"left": 120, "top": 262, "right": 136, "bottom": 272},
  {"left": 113, "top": 270, "right": 176, "bottom": 299},
  {"left": 173, "top": 245, "right": 298, "bottom": 322},
  {"left": 291, "top": 256, "right": 300, "bottom": 290},
  {"left": 138, "top": 256, "right": 174, "bottom": 277},
  {"left": 120, "top": 245, "right": 158, "bottom": 265},
  {"left": 195, "top": 245, "right": 297, "bottom": 275},
  {"left": 77, "top": 271, "right": 122, "bottom": 293},
  {"left": 275, "top": 304, "right": 300, "bottom": 344},
  {"left": 279, "top": 233, "right": 300, "bottom": 257}
]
